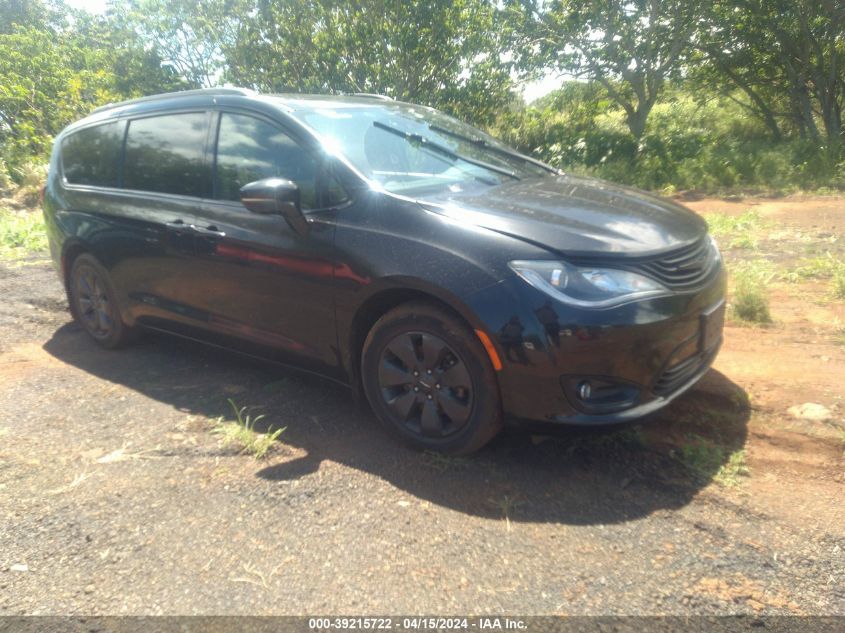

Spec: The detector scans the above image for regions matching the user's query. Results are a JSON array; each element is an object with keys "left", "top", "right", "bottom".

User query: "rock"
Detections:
[
  {"left": 787, "top": 403, "right": 831, "bottom": 422},
  {"left": 9, "top": 564, "right": 28, "bottom": 573},
  {"left": 84, "top": 585, "right": 95, "bottom": 594}
]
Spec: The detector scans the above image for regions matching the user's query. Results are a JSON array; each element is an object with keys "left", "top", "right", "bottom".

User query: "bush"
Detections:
[
  {"left": 11, "top": 162, "right": 48, "bottom": 207},
  {"left": 730, "top": 261, "right": 775, "bottom": 323},
  {"left": 0, "top": 207, "right": 48, "bottom": 258},
  {"left": 0, "top": 159, "right": 12, "bottom": 194},
  {"left": 494, "top": 81, "right": 844, "bottom": 194}
]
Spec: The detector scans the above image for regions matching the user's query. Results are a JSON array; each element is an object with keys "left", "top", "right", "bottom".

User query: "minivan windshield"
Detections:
[{"left": 287, "top": 101, "right": 554, "bottom": 197}]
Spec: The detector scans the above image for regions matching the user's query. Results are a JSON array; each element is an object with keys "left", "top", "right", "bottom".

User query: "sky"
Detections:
[{"left": 61, "top": 0, "right": 560, "bottom": 103}]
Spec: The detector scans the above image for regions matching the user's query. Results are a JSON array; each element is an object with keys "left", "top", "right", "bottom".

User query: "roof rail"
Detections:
[
  {"left": 350, "top": 93, "right": 395, "bottom": 101},
  {"left": 91, "top": 87, "right": 256, "bottom": 114}
]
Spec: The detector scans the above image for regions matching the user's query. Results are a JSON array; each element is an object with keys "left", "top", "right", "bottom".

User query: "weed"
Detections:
[
  {"left": 832, "top": 267, "right": 845, "bottom": 300},
  {"left": 677, "top": 435, "right": 725, "bottom": 483},
  {"left": 832, "top": 321, "right": 845, "bottom": 346},
  {"left": 790, "top": 252, "right": 845, "bottom": 280},
  {"left": 0, "top": 207, "right": 48, "bottom": 258},
  {"left": 714, "top": 449, "right": 750, "bottom": 487},
  {"left": 676, "top": 436, "right": 749, "bottom": 487},
  {"left": 704, "top": 211, "right": 765, "bottom": 249},
  {"left": 488, "top": 494, "right": 524, "bottom": 530},
  {"left": 564, "top": 427, "right": 647, "bottom": 456},
  {"left": 729, "top": 260, "right": 774, "bottom": 323},
  {"left": 10, "top": 162, "right": 47, "bottom": 206},
  {"left": 211, "top": 399, "right": 285, "bottom": 459},
  {"left": 421, "top": 451, "right": 470, "bottom": 471}
]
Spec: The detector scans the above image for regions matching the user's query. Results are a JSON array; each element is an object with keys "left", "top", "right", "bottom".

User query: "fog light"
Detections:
[
  {"left": 562, "top": 376, "right": 642, "bottom": 414},
  {"left": 578, "top": 381, "right": 592, "bottom": 400}
]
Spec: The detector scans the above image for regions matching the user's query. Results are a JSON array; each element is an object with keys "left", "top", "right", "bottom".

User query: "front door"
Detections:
[{"left": 186, "top": 111, "right": 344, "bottom": 377}]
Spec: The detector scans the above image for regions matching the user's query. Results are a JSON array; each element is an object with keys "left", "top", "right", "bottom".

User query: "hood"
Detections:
[{"left": 421, "top": 174, "right": 707, "bottom": 258}]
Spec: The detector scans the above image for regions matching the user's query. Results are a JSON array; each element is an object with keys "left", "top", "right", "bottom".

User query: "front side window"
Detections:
[
  {"left": 215, "top": 113, "right": 320, "bottom": 209},
  {"left": 62, "top": 121, "right": 124, "bottom": 188},
  {"left": 123, "top": 112, "right": 209, "bottom": 197}
]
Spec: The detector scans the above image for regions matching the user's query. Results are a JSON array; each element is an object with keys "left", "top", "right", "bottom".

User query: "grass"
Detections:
[
  {"left": 561, "top": 426, "right": 647, "bottom": 457},
  {"left": 676, "top": 435, "right": 749, "bottom": 487},
  {"left": 211, "top": 399, "right": 286, "bottom": 459},
  {"left": 0, "top": 207, "right": 48, "bottom": 259},
  {"left": 832, "top": 321, "right": 845, "bottom": 347},
  {"left": 421, "top": 451, "right": 471, "bottom": 471},
  {"left": 488, "top": 494, "right": 524, "bottom": 530},
  {"left": 714, "top": 449, "right": 750, "bottom": 487},
  {"left": 704, "top": 210, "right": 766, "bottom": 249},
  {"left": 831, "top": 267, "right": 845, "bottom": 300},
  {"left": 782, "top": 252, "right": 845, "bottom": 300},
  {"left": 790, "top": 252, "right": 844, "bottom": 279},
  {"left": 729, "top": 260, "right": 775, "bottom": 323}
]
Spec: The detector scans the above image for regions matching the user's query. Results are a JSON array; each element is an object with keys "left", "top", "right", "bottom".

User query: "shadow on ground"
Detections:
[{"left": 44, "top": 324, "right": 749, "bottom": 525}]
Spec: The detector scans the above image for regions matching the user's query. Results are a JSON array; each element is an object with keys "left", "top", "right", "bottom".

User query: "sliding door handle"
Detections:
[{"left": 191, "top": 224, "right": 226, "bottom": 238}]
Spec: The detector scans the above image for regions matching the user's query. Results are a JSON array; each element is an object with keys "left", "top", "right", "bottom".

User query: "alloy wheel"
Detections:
[
  {"left": 74, "top": 265, "right": 114, "bottom": 339},
  {"left": 377, "top": 331, "right": 474, "bottom": 438}
]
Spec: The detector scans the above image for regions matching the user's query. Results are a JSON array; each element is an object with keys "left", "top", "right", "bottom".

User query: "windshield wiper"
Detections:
[
  {"left": 372, "top": 121, "right": 520, "bottom": 182},
  {"left": 428, "top": 124, "right": 559, "bottom": 175}
]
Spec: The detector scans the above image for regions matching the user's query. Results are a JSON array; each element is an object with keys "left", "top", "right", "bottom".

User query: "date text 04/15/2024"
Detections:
[{"left": 308, "top": 617, "right": 527, "bottom": 630}]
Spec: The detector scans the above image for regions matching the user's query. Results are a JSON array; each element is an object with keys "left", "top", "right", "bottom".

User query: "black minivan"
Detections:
[{"left": 43, "top": 88, "right": 725, "bottom": 454}]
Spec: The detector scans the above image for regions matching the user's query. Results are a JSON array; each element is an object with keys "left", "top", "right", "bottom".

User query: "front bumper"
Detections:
[{"left": 465, "top": 264, "right": 727, "bottom": 426}]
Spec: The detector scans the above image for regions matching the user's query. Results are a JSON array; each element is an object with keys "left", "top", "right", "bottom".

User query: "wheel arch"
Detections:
[
  {"left": 346, "top": 284, "right": 492, "bottom": 397},
  {"left": 61, "top": 239, "right": 91, "bottom": 291}
]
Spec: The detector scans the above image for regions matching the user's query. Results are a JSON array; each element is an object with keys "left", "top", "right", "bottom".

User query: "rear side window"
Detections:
[
  {"left": 215, "top": 113, "right": 319, "bottom": 208},
  {"left": 124, "top": 112, "right": 209, "bottom": 197},
  {"left": 62, "top": 121, "right": 124, "bottom": 187}
]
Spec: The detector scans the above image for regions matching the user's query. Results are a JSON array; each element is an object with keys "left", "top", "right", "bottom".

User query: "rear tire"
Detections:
[
  {"left": 68, "top": 254, "right": 137, "bottom": 349},
  {"left": 361, "top": 301, "right": 502, "bottom": 454}
]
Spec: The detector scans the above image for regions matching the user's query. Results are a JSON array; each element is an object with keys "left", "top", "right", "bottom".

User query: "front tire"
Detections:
[
  {"left": 68, "top": 254, "right": 137, "bottom": 349},
  {"left": 361, "top": 301, "right": 502, "bottom": 454}
]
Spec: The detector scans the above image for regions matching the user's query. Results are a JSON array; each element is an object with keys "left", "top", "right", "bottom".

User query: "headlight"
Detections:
[{"left": 508, "top": 260, "right": 669, "bottom": 308}]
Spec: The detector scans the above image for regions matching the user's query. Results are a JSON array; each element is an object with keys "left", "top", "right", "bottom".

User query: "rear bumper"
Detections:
[{"left": 464, "top": 264, "right": 727, "bottom": 426}]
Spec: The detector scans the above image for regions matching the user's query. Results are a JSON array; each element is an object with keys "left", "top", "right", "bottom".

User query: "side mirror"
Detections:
[{"left": 239, "top": 178, "right": 308, "bottom": 235}]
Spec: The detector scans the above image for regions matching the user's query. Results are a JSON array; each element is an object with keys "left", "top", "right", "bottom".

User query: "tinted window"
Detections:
[
  {"left": 62, "top": 121, "right": 124, "bottom": 187},
  {"left": 215, "top": 113, "right": 318, "bottom": 209},
  {"left": 124, "top": 112, "right": 209, "bottom": 197}
]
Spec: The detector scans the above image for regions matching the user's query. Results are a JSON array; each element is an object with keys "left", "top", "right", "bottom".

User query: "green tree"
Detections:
[
  {"left": 0, "top": 26, "right": 121, "bottom": 167},
  {"left": 697, "top": 0, "right": 844, "bottom": 149},
  {"left": 222, "top": 0, "right": 514, "bottom": 125},
  {"left": 73, "top": 7, "right": 190, "bottom": 96},
  {"left": 517, "top": 0, "right": 701, "bottom": 139},
  {"left": 108, "top": 0, "right": 227, "bottom": 88}
]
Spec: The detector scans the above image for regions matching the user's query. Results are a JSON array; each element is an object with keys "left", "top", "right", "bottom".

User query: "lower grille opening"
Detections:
[{"left": 652, "top": 346, "right": 719, "bottom": 396}]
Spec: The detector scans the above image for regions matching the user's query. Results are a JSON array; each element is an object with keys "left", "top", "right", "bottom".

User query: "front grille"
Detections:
[
  {"left": 637, "top": 237, "right": 716, "bottom": 290},
  {"left": 652, "top": 346, "right": 717, "bottom": 396},
  {"left": 570, "top": 236, "right": 718, "bottom": 292}
]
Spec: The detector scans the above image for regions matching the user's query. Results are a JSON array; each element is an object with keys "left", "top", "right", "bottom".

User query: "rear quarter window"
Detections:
[{"left": 61, "top": 121, "right": 124, "bottom": 187}]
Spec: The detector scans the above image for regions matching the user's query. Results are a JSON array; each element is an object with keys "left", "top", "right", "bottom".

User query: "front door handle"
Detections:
[{"left": 191, "top": 225, "right": 226, "bottom": 238}]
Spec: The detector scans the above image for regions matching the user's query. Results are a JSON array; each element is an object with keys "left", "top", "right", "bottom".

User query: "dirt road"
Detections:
[{"left": 0, "top": 196, "right": 843, "bottom": 615}]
